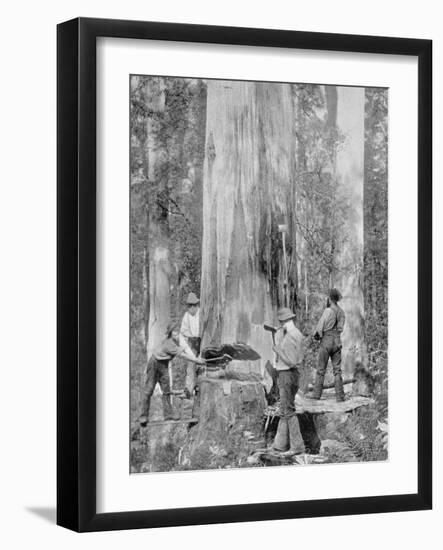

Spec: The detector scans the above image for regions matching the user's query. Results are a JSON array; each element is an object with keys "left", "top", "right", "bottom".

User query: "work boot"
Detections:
[
  {"left": 311, "top": 373, "right": 325, "bottom": 400},
  {"left": 162, "top": 395, "right": 180, "bottom": 421},
  {"left": 272, "top": 418, "right": 290, "bottom": 452},
  {"left": 334, "top": 374, "right": 345, "bottom": 402},
  {"left": 287, "top": 415, "right": 305, "bottom": 454}
]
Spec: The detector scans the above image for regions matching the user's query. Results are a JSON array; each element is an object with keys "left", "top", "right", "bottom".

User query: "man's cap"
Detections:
[
  {"left": 277, "top": 307, "right": 296, "bottom": 322},
  {"left": 165, "top": 321, "right": 179, "bottom": 335},
  {"left": 186, "top": 292, "right": 200, "bottom": 305},
  {"left": 329, "top": 288, "right": 342, "bottom": 302}
]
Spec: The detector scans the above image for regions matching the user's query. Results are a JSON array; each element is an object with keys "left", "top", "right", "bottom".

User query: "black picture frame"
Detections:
[{"left": 57, "top": 17, "right": 432, "bottom": 532}]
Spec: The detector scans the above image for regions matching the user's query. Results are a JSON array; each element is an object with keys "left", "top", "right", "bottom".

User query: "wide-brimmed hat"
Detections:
[
  {"left": 329, "top": 288, "right": 342, "bottom": 302},
  {"left": 186, "top": 292, "right": 200, "bottom": 305},
  {"left": 277, "top": 307, "right": 296, "bottom": 322}
]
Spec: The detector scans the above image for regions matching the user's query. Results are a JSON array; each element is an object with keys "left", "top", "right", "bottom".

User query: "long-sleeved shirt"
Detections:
[
  {"left": 152, "top": 335, "right": 195, "bottom": 362},
  {"left": 274, "top": 322, "right": 305, "bottom": 371},
  {"left": 180, "top": 309, "right": 200, "bottom": 339},
  {"left": 315, "top": 303, "right": 345, "bottom": 338},
  {"left": 152, "top": 337, "right": 184, "bottom": 362}
]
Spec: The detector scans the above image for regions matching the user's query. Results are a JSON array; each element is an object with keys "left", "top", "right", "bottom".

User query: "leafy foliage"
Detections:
[
  {"left": 364, "top": 88, "right": 389, "bottom": 428},
  {"left": 130, "top": 77, "right": 206, "bottom": 418},
  {"left": 291, "top": 85, "right": 358, "bottom": 333},
  {"left": 335, "top": 406, "right": 388, "bottom": 462},
  {"left": 130, "top": 81, "right": 389, "bottom": 471}
]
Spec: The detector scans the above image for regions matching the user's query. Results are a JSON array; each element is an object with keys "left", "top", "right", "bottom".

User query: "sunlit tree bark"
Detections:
[{"left": 200, "top": 80, "right": 297, "bottom": 377}]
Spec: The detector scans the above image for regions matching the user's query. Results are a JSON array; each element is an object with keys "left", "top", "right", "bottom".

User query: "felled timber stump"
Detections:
[
  {"left": 130, "top": 394, "right": 196, "bottom": 473},
  {"left": 294, "top": 391, "right": 374, "bottom": 415},
  {"left": 136, "top": 421, "right": 193, "bottom": 473},
  {"left": 182, "top": 360, "right": 267, "bottom": 469},
  {"left": 298, "top": 389, "right": 374, "bottom": 443},
  {"left": 262, "top": 389, "right": 375, "bottom": 460}
]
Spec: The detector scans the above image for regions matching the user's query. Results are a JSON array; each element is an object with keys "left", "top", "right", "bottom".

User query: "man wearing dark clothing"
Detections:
[
  {"left": 139, "top": 322, "right": 205, "bottom": 425},
  {"left": 311, "top": 288, "right": 346, "bottom": 402}
]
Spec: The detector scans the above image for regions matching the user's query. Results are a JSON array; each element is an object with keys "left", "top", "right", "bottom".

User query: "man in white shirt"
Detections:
[
  {"left": 272, "top": 307, "right": 305, "bottom": 418},
  {"left": 270, "top": 307, "right": 305, "bottom": 453},
  {"left": 180, "top": 292, "right": 201, "bottom": 354},
  {"left": 180, "top": 292, "right": 201, "bottom": 399}
]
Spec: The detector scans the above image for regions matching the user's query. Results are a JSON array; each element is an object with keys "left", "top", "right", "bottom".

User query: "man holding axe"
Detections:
[{"left": 264, "top": 308, "right": 305, "bottom": 442}]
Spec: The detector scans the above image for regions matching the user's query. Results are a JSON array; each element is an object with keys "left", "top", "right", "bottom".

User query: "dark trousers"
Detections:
[
  {"left": 317, "top": 333, "right": 342, "bottom": 376},
  {"left": 277, "top": 369, "right": 299, "bottom": 417},
  {"left": 298, "top": 413, "right": 322, "bottom": 454},
  {"left": 313, "top": 331, "right": 345, "bottom": 401},
  {"left": 140, "top": 356, "right": 171, "bottom": 418}
]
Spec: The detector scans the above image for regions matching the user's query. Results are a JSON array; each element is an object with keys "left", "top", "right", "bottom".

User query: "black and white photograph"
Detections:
[
  {"left": 0, "top": 0, "right": 436, "bottom": 543},
  {"left": 129, "top": 76, "right": 388, "bottom": 473}
]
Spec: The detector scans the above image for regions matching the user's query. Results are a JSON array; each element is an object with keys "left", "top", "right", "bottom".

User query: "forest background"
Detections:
[{"left": 130, "top": 76, "right": 388, "bottom": 470}]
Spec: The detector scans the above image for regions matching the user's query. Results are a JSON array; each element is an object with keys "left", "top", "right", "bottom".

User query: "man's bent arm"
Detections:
[{"left": 315, "top": 310, "right": 328, "bottom": 338}]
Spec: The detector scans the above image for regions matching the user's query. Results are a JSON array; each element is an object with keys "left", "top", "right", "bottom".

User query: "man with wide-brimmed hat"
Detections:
[
  {"left": 139, "top": 321, "right": 205, "bottom": 425},
  {"left": 180, "top": 292, "right": 201, "bottom": 355},
  {"left": 310, "top": 288, "right": 346, "bottom": 402},
  {"left": 272, "top": 307, "right": 305, "bottom": 419},
  {"left": 180, "top": 292, "right": 202, "bottom": 401}
]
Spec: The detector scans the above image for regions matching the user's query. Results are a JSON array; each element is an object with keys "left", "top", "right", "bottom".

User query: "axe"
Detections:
[{"left": 263, "top": 324, "right": 278, "bottom": 345}]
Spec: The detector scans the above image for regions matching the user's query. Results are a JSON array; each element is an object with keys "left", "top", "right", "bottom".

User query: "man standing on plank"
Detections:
[
  {"left": 311, "top": 288, "right": 346, "bottom": 402},
  {"left": 139, "top": 321, "right": 205, "bottom": 426}
]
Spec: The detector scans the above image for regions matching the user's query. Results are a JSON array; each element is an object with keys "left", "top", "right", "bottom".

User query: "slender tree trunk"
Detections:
[
  {"left": 145, "top": 79, "right": 172, "bottom": 356},
  {"left": 335, "top": 86, "right": 367, "bottom": 375}
]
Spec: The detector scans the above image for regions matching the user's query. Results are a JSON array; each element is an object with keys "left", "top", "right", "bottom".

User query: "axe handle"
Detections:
[
  {"left": 204, "top": 354, "right": 232, "bottom": 363},
  {"left": 263, "top": 325, "right": 277, "bottom": 345}
]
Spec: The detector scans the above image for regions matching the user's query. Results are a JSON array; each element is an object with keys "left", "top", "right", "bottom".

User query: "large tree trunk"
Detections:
[
  {"left": 186, "top": 81, "right": 300, "bottom": 466},
  {"left": 200, "top": 80, "right": 296, "bottom": 368}
]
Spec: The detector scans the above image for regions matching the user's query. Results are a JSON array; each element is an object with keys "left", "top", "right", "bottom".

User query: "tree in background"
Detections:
[
  {"left": 364, "top": 88, "right": 388, "bottom": 407},
  {"left": 130, "top": 76, "right": 206, "bottom": 416},
  {"left": 130, "top": 78, "right": 389, "bottom": 471},
  {"left": 291, "top": 84, "right": 365, "bottom": 384},
  {"left": 293, "top": 84, "right": 346, "bottom": 327}
]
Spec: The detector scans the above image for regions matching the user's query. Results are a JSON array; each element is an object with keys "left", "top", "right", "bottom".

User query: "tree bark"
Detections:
[
  {"left": 145, "top": 79, "right": 172, "bottom": 355},
  {"left": 335, "top": 86, "right": 367, "bottom": 376},
  {"left": 200, "top": 80, "right": 297, "bottom": 372},
  {"left": 186, "top": 81, "right": 304, "bottom": 466}
]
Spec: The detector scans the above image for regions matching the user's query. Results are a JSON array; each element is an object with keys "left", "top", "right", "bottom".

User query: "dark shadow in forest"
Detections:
[{"left": 26, "top": 506, "right": 56, "bottom": 524}]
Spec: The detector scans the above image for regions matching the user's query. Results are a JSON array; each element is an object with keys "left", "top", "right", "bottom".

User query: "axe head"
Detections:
[{"left": 263, "top": 324, "right": 277, "bottom": 334}]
